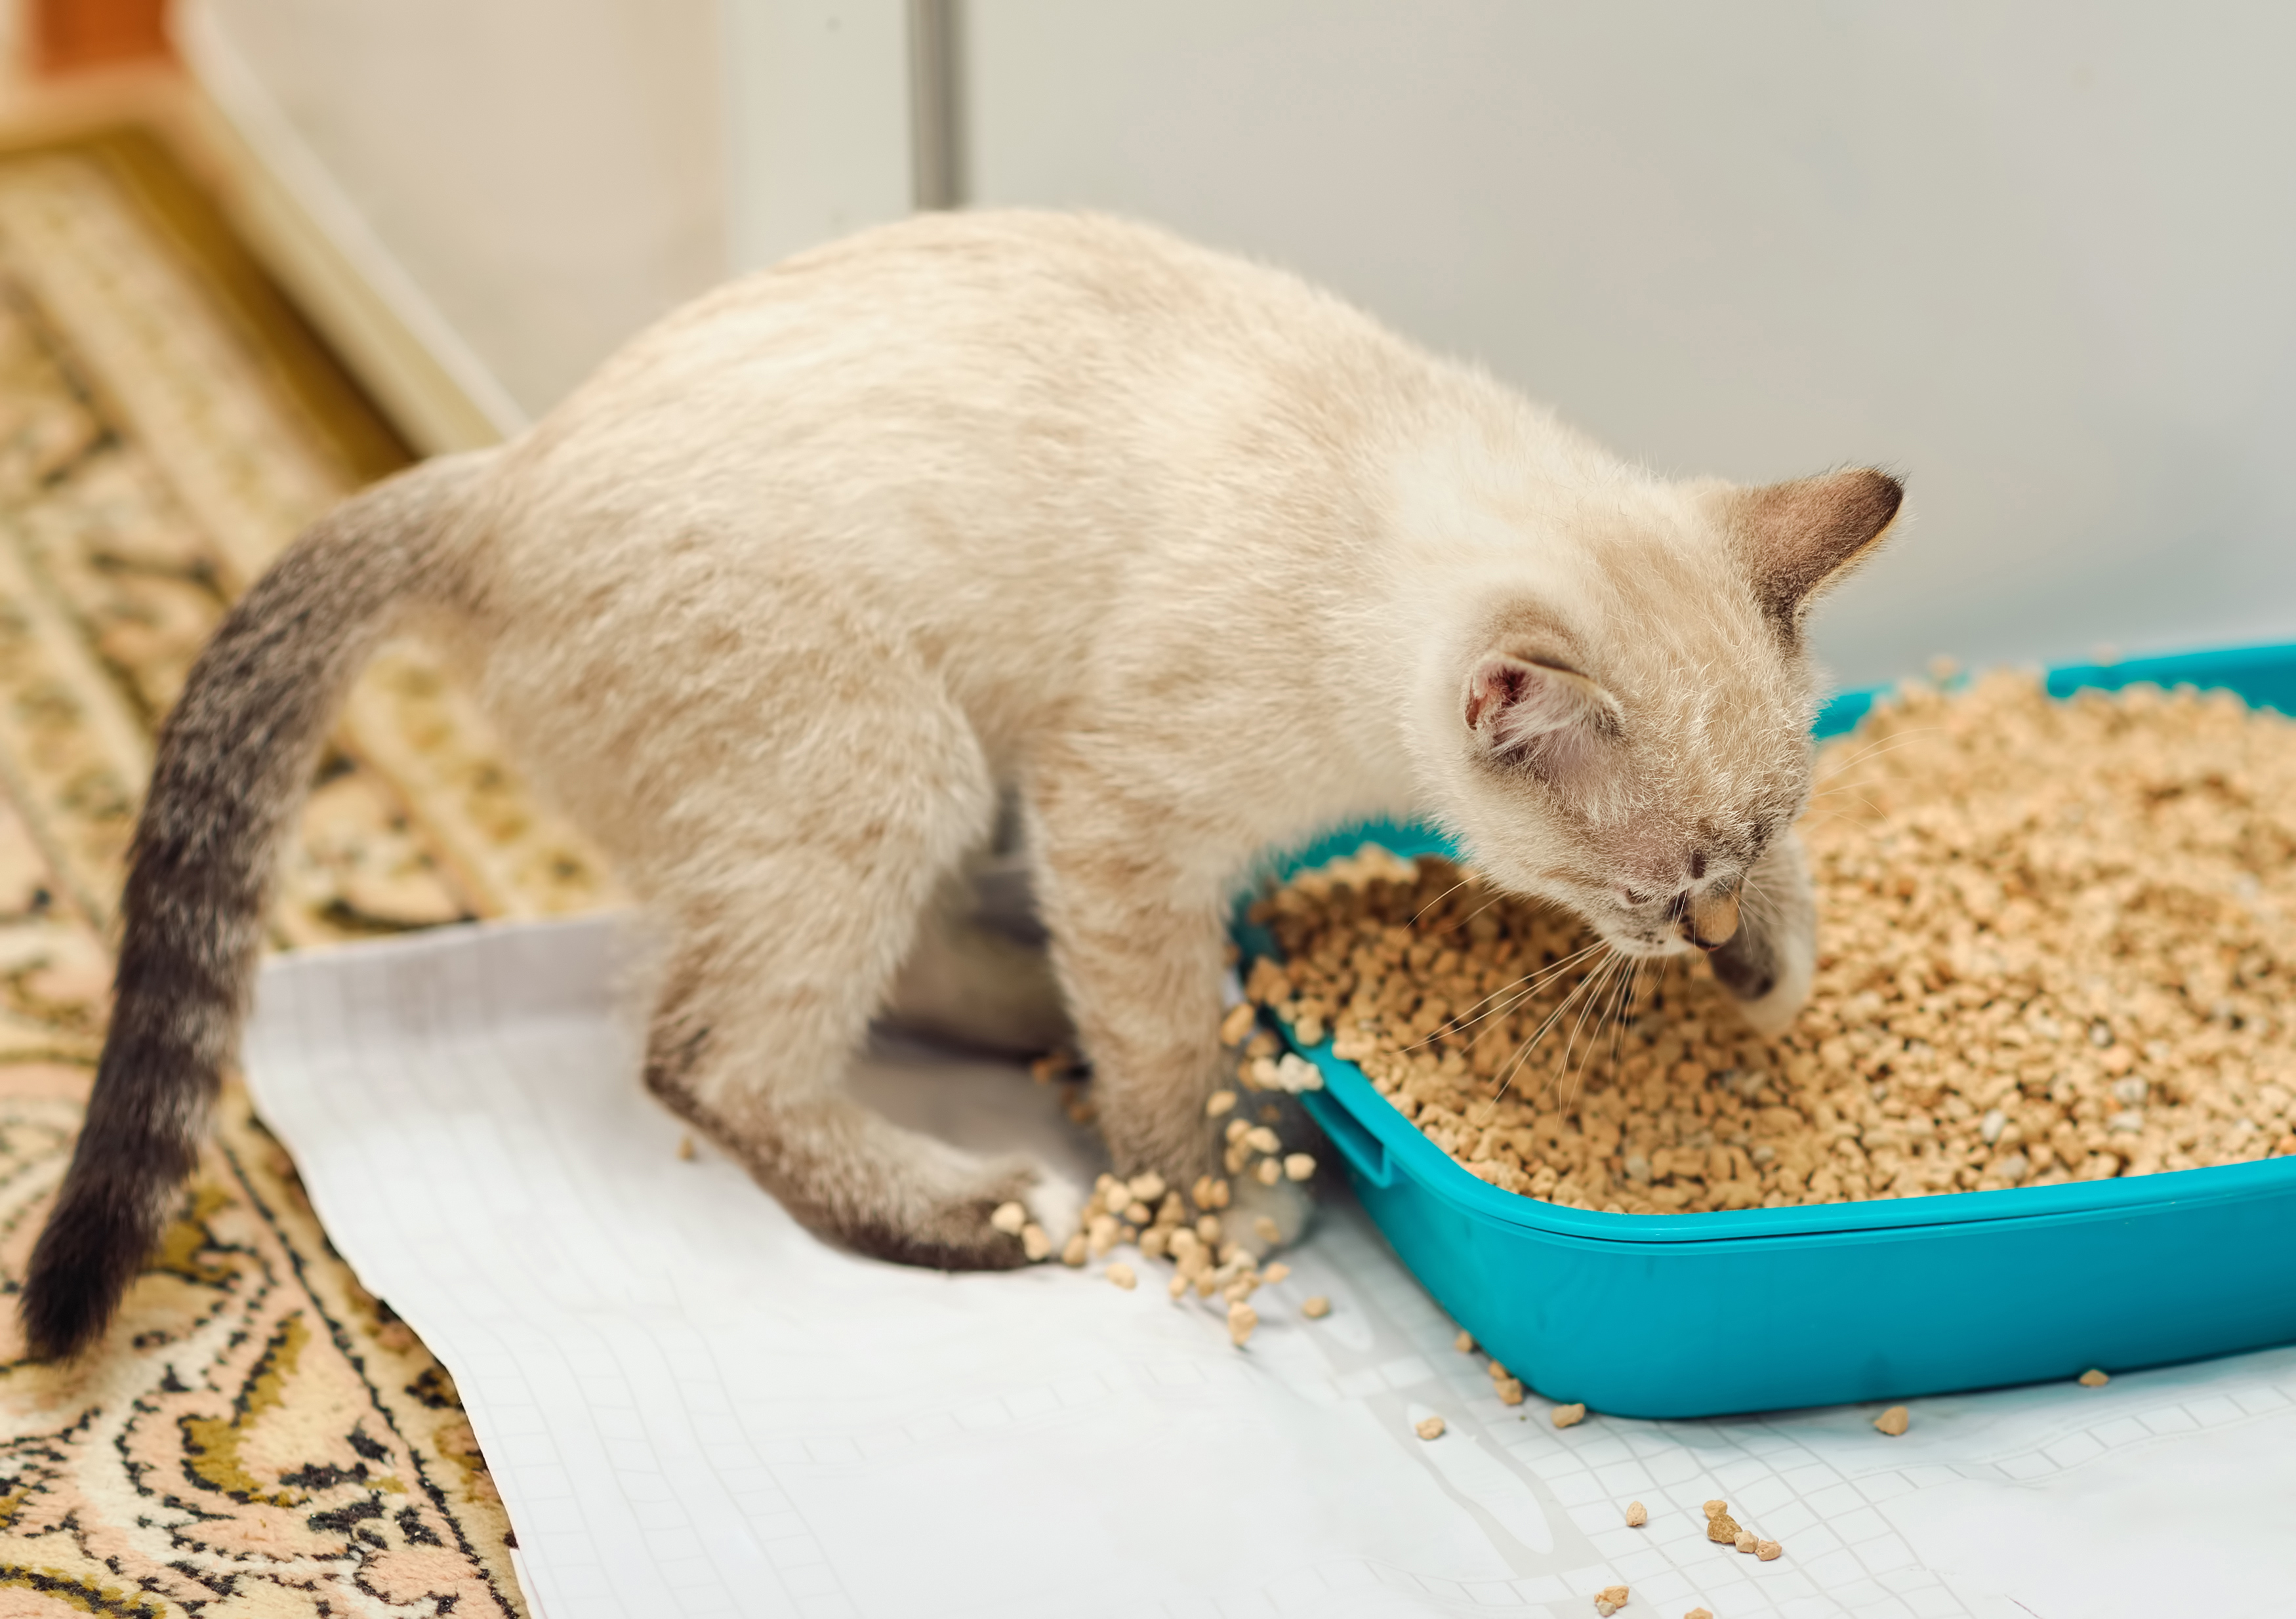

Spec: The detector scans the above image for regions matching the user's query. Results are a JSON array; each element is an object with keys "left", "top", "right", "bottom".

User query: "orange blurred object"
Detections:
[{"left": 31, "top": 0, "right": 173, "bottom": 73}]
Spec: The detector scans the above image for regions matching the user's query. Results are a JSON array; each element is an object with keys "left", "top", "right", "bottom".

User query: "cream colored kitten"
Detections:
[{"left": 21, "top": 211, "right": 1898, "bottom": 1357}]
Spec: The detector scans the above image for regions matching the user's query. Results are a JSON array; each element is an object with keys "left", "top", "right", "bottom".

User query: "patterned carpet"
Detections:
[{"left": 0, "top": 131, "right": 619, "bottom": 1616}]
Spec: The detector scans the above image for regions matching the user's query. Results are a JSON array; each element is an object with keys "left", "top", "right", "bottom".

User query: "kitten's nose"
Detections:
[{"left": 1677, "top": 885, "right": 1740, "bottom": 951}]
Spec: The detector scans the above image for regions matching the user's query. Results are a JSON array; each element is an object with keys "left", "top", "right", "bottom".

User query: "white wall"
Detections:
[
  {"left": 192, "top": 0, "right": 728, "bottom": 424},
  {"left": 720, "top": 0, "right": 912, "bottom": 274},
  {"left": 964, "top": 2, "right": 2296, "bottom": 687},
  {"left": 187, "top": 3, "right": 2296, "bottom": 689}
]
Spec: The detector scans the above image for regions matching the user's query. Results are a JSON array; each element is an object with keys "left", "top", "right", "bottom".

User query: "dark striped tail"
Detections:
[{"left": 18, "top": 453, "right": 485, "bottom": 1360}]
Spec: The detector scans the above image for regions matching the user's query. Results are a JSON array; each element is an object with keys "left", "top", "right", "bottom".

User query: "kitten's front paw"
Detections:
[
  {"left": 1021, "top": 1168, "right": 1084, "bottom": 1249},
  {"left": 1712, "top": 920, "right": 1813, "bottom": 1038},
  {"left": 1222, "top": 1172, "right": 1314, "bottom": 1259}
]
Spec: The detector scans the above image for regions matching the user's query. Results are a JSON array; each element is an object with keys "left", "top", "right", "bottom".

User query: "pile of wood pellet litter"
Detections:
[
  {"left": 993, "top": 1153, "right": 1322, "bottom": 1348},
  {"left": 1244, "top": 672, "right": 2296, "bottom": 1215}
]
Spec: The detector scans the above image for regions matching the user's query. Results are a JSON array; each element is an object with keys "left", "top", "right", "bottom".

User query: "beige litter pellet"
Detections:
[
  {"left": 1302, "top": 1295, "right": 1332, "bottom": 1318},
  {"left": 990, "top": 1200, "right": 1028, "bottom": 1236},
  {"left": 2079, "top": 1367, "right": 2110, "bottom": 1387},
  {"left": 676, "top": 1134, "right": 697, "bottom": 1161},
  {"left": 1106, "top": 1261, "right": 1136, "bottom": 1290},
  {"left": 1624, "top": 1500, "right": 1648, "bottom": 1527},
  {"left": 1254, "top": 1157, "right": 1282, "bottom": 1185},
  {"left": 1254, "top": 1216, "right": 1281, "bottom": 1242},
  {"left": 1246, "top": 1125, "right": 1282, "bottom": 1155},
  {"left": 1205, "top": 1090, "right": 1237, "bottom": 1118},
  {"left": 1246, "top": 674, "right": 2296, "bottom": 1221},
  {"left": 1021, "top": 1223, "right": 1051, "bottom": 1261},
  {"left": 1874, "top": 1404, "right": 1910, "bottom": 1436},
  {"left": 1756, "top": 1540, "right": 1782, "bottom": 1561},
  {"left": 1487, "top": 1359, "right": 1509, "bottom": 1380},
  {"left": 1228, "top": 1300, "right": 1258, "bottom": 1347},
  {"left": 1496, "top": 1378, "right": 1524, "bottom": 1406},
  {"left": 1260, "top": 1261, "right": 1290, "bottom": 1284},
  {"left": 1455, "top": 1330, "right": 1477, "bottom": 1353},
  {"left": 1734, "top": 1530, "right": 1757, "bottom": 1554},
  {"left": 1415, "top": 1415, "right": 1446, "bottom": 1440},
  {"left": 1687, "top": 1609, "right": 1715, "bottom": 1619},
  {"left": 1551, "top": 1402, "right": 1588, "bottom": 1428},
  {"left": 1220, "top": 1002, "right": 1258, "bottom": 1046},
  {"left": 1702, "top": 1498, "right": 1725, "bottom": 1517},
  {"left": 1704, "top": 1504, "right": 1740, "bottom": 1544},
  {"left": 1594, "top": 1584, "right": 1630, "bottom": 1617},
  {"left": 1060, "top": 1233, "right": 1088, "bottom": 1268},
  {"left": 1128, "top": 1171, "right": 1167, "bottom": 1204},
  {"left": 1284, "top": 1153, "right": 1317, "bottom": 1181}
]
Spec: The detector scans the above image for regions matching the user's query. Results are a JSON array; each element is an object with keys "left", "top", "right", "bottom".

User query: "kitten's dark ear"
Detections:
[
  {"left": 1464, "top": 654, "right": 1619, "bottom": 771},
  {"left": 1723, "top": 468, "right": 1904, "bottom": 630}
]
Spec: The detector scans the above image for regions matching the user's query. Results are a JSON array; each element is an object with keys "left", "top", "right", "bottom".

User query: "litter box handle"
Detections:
[{"left": 1307, "top": 1086, "right": 1395, "bottom": 1189}]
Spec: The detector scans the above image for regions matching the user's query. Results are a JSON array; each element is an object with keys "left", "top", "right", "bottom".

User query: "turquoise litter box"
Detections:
[{"left": 1235, "top": 640, "right": 2296, "bottom": 1419}]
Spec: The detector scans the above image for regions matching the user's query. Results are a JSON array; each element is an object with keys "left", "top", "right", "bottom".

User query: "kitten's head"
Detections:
[{"left": 1429, "top": 467, "right": 1901, "bottom": 961}]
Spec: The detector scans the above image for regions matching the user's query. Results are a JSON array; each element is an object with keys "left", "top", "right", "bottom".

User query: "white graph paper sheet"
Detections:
[{"left": 241, "top": 916, "right": 2296, "bottom": 1619}]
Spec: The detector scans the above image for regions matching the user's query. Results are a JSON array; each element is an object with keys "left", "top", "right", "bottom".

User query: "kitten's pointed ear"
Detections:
[
  {"left": 1723, "top": 468, "right": 1904, "bottom": 629},
  {"left": 1464, "top": 654, "right": 1619, "bottom": 771}
]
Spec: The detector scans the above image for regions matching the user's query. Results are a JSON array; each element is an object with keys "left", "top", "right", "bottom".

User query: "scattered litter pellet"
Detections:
[
  {"left": 1702, "top": 1498, "right": 1725, "bottom": 1517},
  {"left": 1220, "top": 1002, "right": 1258, "bottom": 1046},
  {"left": 1415, "top": 1416, "right": 1446, "bottom": 1441},
  {"left": 1496, "top": 1378, "right": 1524, "bottom": 1406},
  {"left": 1734, "top": 1529, "right": 1757, "bottom": 1554},
  {"left": 1551, "top": 1402, "right": 1588, "bottom": 1428},
  {"left": 1595, "top": 1584, "right": 1630, "bottom": 1616},
  {"left": 1021, "top": 1223, "right": 1051, "bottom": 1261},
  {"left": 1487, "top": 1359, "right": 1509, "bottom": 1380},
  {"left": 1254, "top": 1216, "right": 1281, "bottom": 1242},
  {"left": 1060, "top": 1233, "right": 1088, "bottom": 1267},
  {"left": 676, "top": 1134, "right": 696, "bottom": 1161},
  {"left": 2079, "top": 1368, "right": 2110, "bottom": 1387},
  {"left": 1455, "top": 1330, "right": 1477, "bottom": 1353},
  {"left": 990, "top": 1200, "right": 1028, "bottom": 1236},
  {"left": 1245, "top": 674, "right": 2296, "bottom": 1219},
  {"left": 1227, "top": 1300, "right": 1258, "bottom": 1347},
  {"left": 1687, "top": 1609, "right": 1715, "bottom": 1619},
  {"left": 1105, "top": 1262, "right": 1136, "bottom": 1290},
  {"left": 1874, "top": 1404, "right": 1910, "bottom": 1436},
  {"left": 1254, "top": 1157, "right": 1282, "bottom": 1185},
  {"left": 1624, "top": 1500, "right": 1648, "bottom": 1528},
  {"left": 1704, "top": 1503, "right": 1740, "bottom": 1544},
  {"left": 1302, "top": 1295, "right": 1332, "bottom": 1319},
  {"left": 1284, "top": 1153, "right": 1317, "bottom": 1181},
  {"left": 1260, "top": 1262, "right": 1290, "bottom": 1284},
  {"left": 1756, "top": 1539, "right": 1782, "bottom": 1561},
  {"left": 1206, "top": 1090, "right": 1237, "bottom": 1118}
]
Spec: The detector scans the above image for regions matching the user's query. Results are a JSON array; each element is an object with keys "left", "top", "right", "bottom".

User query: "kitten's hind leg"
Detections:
[
  {"left": 883, "top": 856, "right": 1073, "bottom": 1057},
  {"left": 636, "top": 697, "right": 1080, "bottom": 1266}
]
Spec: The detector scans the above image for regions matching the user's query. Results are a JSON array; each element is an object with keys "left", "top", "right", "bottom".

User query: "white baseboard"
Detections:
[{"left": 170, "top": 0, "right": 525, "bottom": 455}]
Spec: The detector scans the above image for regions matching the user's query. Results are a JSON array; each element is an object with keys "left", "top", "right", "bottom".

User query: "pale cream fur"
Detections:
[{"left": 402, "top": 210, "right": 1898, "bottom": 1267}]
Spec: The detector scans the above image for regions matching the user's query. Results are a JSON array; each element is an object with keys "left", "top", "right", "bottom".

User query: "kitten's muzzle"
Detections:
[{"left": 1673, "top": 885, "right": 1741, "bottom": 952}]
